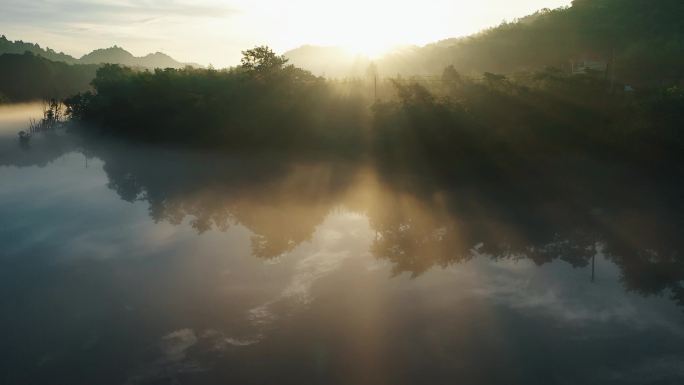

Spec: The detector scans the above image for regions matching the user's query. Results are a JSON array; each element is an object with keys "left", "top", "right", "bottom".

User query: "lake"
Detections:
[{"left": 2, "top": 105, "right": 684, "bottom": 385}]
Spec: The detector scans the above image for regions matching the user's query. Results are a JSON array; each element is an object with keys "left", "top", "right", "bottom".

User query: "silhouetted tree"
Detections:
[{"left": 240, "top": 45, "right": 289, "bottom": 73}]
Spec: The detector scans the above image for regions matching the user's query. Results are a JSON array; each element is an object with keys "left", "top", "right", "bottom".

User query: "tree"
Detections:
[
  {"left": 441, "top": 65, "right": 461, "bottom": 85},
  {"left": 90, "top": 64, "right": 134, "bottom": 92},
  {"left": 240, "top": 46, "right": 288, "bottom": 73}
]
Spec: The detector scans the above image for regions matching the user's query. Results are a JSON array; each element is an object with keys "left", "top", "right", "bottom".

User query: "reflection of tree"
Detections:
[
  {"left": 0, "top": 131, "right": 80, "bottom": 168},
  {"left": 58, "top": 138, "right": 684, "bottom": 308},
  {"left": 86, "top": 140, "right": 358, "bottom": 259},
  {"left": 367, "top": 191, "right": 601, "bottom": 277},
  {"left": 369, "top": 164, "right": 684, "bottom": 309},
  {"left": 5, "top": 133, "right": 684, "bottom": 308},
  {"left": 368, "top": 194, "right": 470, "bottom": 277},
  {"left": 599, "top": 209, "right": 684, "bottom": 307}
]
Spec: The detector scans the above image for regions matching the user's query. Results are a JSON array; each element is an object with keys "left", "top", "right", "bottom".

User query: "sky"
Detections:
[{"left": 1, "top": 0, "right": 572, "bottom": 67}]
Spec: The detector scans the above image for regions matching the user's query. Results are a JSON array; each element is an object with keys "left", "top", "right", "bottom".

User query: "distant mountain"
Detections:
[
  {"left": 141, "top": 52, "right": 191, "bottom": 69},
  {"left": 79, "top": 46, "right": 189, "bottom": 69},
  {"left": 79, "top": 46, "right": 136, "bottom": 66},
  {"left": 4, "top": 0, "right": 683, "bottom": 84},
  {"left": 283, "top": 0, "right": 684, "bottom": 85},
  {"left": 0, "top": 35, "right": 194, "bottom": 69},
  {"left": 0, "top": 35, "right": 78, "bottom": 64}
]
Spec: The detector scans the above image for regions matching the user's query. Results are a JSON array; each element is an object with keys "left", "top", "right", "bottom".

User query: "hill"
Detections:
[
  {"left": 0, "top": 35, "right": 192, "bottom": 69},
  {"left": 284, "top": 45, "right": 372, "bottom": 77},
  {"left": 284, "top": 0, "right": 684, "bottom": 85},
  {"left": 0, "top": 53, "right": 98, "bottom": 102},
  {"left": 379, "top": 0, "right": 683, "bottom": 84},
  {"left": 79, "top": 46, "right": 189, "bottom": 69},
  {"left": 0, "top": 35, "right": 78, "bottom": 64}
]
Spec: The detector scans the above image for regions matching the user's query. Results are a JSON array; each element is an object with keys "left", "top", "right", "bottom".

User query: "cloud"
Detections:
[
  {"left": 0, "top": 0, "right": 238, "bottom": 24},
  {"left": 0, "top": 0, "right": 242, "bottom": 63},
  {"left": 125, "top": 328, "right": 203, "bottom": 384},
  {"left": 237, "top": 212, "right": 373, "bottom": 346},
  {"left": 465, "top": 254, "right": 684, "bottom": 333},
  {"left": 161, "top": 328, "right": 198, "bottom": 362}
]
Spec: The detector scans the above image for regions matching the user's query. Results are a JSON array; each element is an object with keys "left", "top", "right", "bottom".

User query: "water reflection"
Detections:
[
  {"left": 2, "top": 123, "right": 684, "bottom": 384},
  {"left": 11, "top": 130, "right": 682, "bottom": 307}
]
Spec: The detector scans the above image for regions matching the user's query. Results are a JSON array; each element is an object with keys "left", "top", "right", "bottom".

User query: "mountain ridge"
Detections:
[
  {"left": 0, "top": 35, "right": 195, "bottom": 69},
  {"left": 283, "top": 0, "right": 684, "bottom": 83}
]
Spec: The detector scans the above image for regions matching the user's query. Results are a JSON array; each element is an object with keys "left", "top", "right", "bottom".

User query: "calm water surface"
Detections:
[{"left": 2, "top": 105, "right": 684, "bottom": 385}]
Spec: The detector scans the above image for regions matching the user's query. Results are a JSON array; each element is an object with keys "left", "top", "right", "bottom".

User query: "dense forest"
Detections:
[
  {"left": 7, "top": 0, "right": 684, "bottom": 168},
  {"left": 286, "top": 0, "right": 684, "bottom": 83},
  {"left": 63, "top": 45, "right": 684, "bottom": 171},
  {"left": 378, "top": 0, "right": 684, "bottom": 84},
  {"left": 0, "top": 53, "right": 98, "bottom": 102},
  {"left": 0, "top": 35, "right": 77, "bottom": 63},
  {"left": 372, "top": 67, "right": 684, "bottom": 176},
  {"left": 0, "top": 35, "right": 194, "bottom": 102},
  {"left": 5, "top": 0, "right": 684, "bottom": 102},
  {"left": 5, "top": 2, "right": 684, "bottom": 384},
  {"left": 0, "top": 43, "right": 195, "bottom": 103},
  {"left": 65, "top": 47, "right": 367, "bottom": 151}
]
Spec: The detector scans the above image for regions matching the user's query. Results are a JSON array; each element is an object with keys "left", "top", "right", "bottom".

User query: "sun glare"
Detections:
[
  {"left": 254, "top": 0, "right": 462, "bottom": 61},
  {"left": 340, "top": 39, "right": 395, "bottom": 59}
]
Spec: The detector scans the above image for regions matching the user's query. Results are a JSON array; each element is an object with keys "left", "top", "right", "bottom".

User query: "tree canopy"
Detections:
[{"left": 240, "top": 46, "right": 289, "bottom": 73}]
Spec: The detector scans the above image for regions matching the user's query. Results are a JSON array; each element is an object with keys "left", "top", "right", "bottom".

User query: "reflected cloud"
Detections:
[
  {"left": 244, "top": 211, "right": 373, "bottom": 343},
  {"left": 161, "top": 329, "right": 198, "bottom": 362},
  {"left": 3, "top": 125, "right": 684, "bottom": 385},
  {"left": 469, "top": 255, "right": 684, "bottom": 333},
  {"left": 3, "top": 127, "right": 684, "bottom": 311}
]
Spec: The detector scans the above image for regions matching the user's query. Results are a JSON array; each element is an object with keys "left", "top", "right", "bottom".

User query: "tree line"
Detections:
[
  {"left": 0, "top": 52, "right": 98, "bottom": 102},
  {"left": 376, "top": 0, "right": 684, "bottom": 85},
  {"left": 64, "top": 46, "right": 367, "bottom": 152},
  {"left": 63, "top": 45, "right": 684, "bottom": 173}
]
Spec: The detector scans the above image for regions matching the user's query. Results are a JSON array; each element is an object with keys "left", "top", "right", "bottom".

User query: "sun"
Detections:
[
  {"left": 266, "top": 0, "right": 430, "bottom": 59},
  {"left": 240, "top": 0, "right": 485, "bottom": 65}
]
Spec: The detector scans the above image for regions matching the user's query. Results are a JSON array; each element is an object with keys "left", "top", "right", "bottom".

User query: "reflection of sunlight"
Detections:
[
  {"left": 7, "top": 126, "right": 684, "bottom": 384},
  {"left": 246, "top": 210, "right": 374, "bottom": 324}
]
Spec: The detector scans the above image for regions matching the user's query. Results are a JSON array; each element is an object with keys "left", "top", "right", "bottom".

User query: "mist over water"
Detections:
[
  {"left": 2, "top": 106, "right": 684, "bottom": 385},
  {"left": 2, "top": 1, "right": 684, "bottom": 383},
  {"left": 0, "top": 103, "right": 43, "bottom": 136}
]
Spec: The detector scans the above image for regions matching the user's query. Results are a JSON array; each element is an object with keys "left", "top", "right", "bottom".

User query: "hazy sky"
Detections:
[{"left": 1, "top": 0, "right": 572, "bottom": 67}]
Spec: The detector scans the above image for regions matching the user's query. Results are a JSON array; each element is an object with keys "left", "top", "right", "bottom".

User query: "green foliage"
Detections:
[
  {"left": 378, "top": 0, "right": 684, "bottom": 85},
  {"left": 373, "top": 68, "right": 683, "bottom": 175},
  {"left": 240, "top": 46, "right": 289, "bottom": 73},
  {"left": 67, "top": 49, "right": 365, "bottom": 151},
  {"left": 64, "top": 61, "right": 684, "bottom": 167}
]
